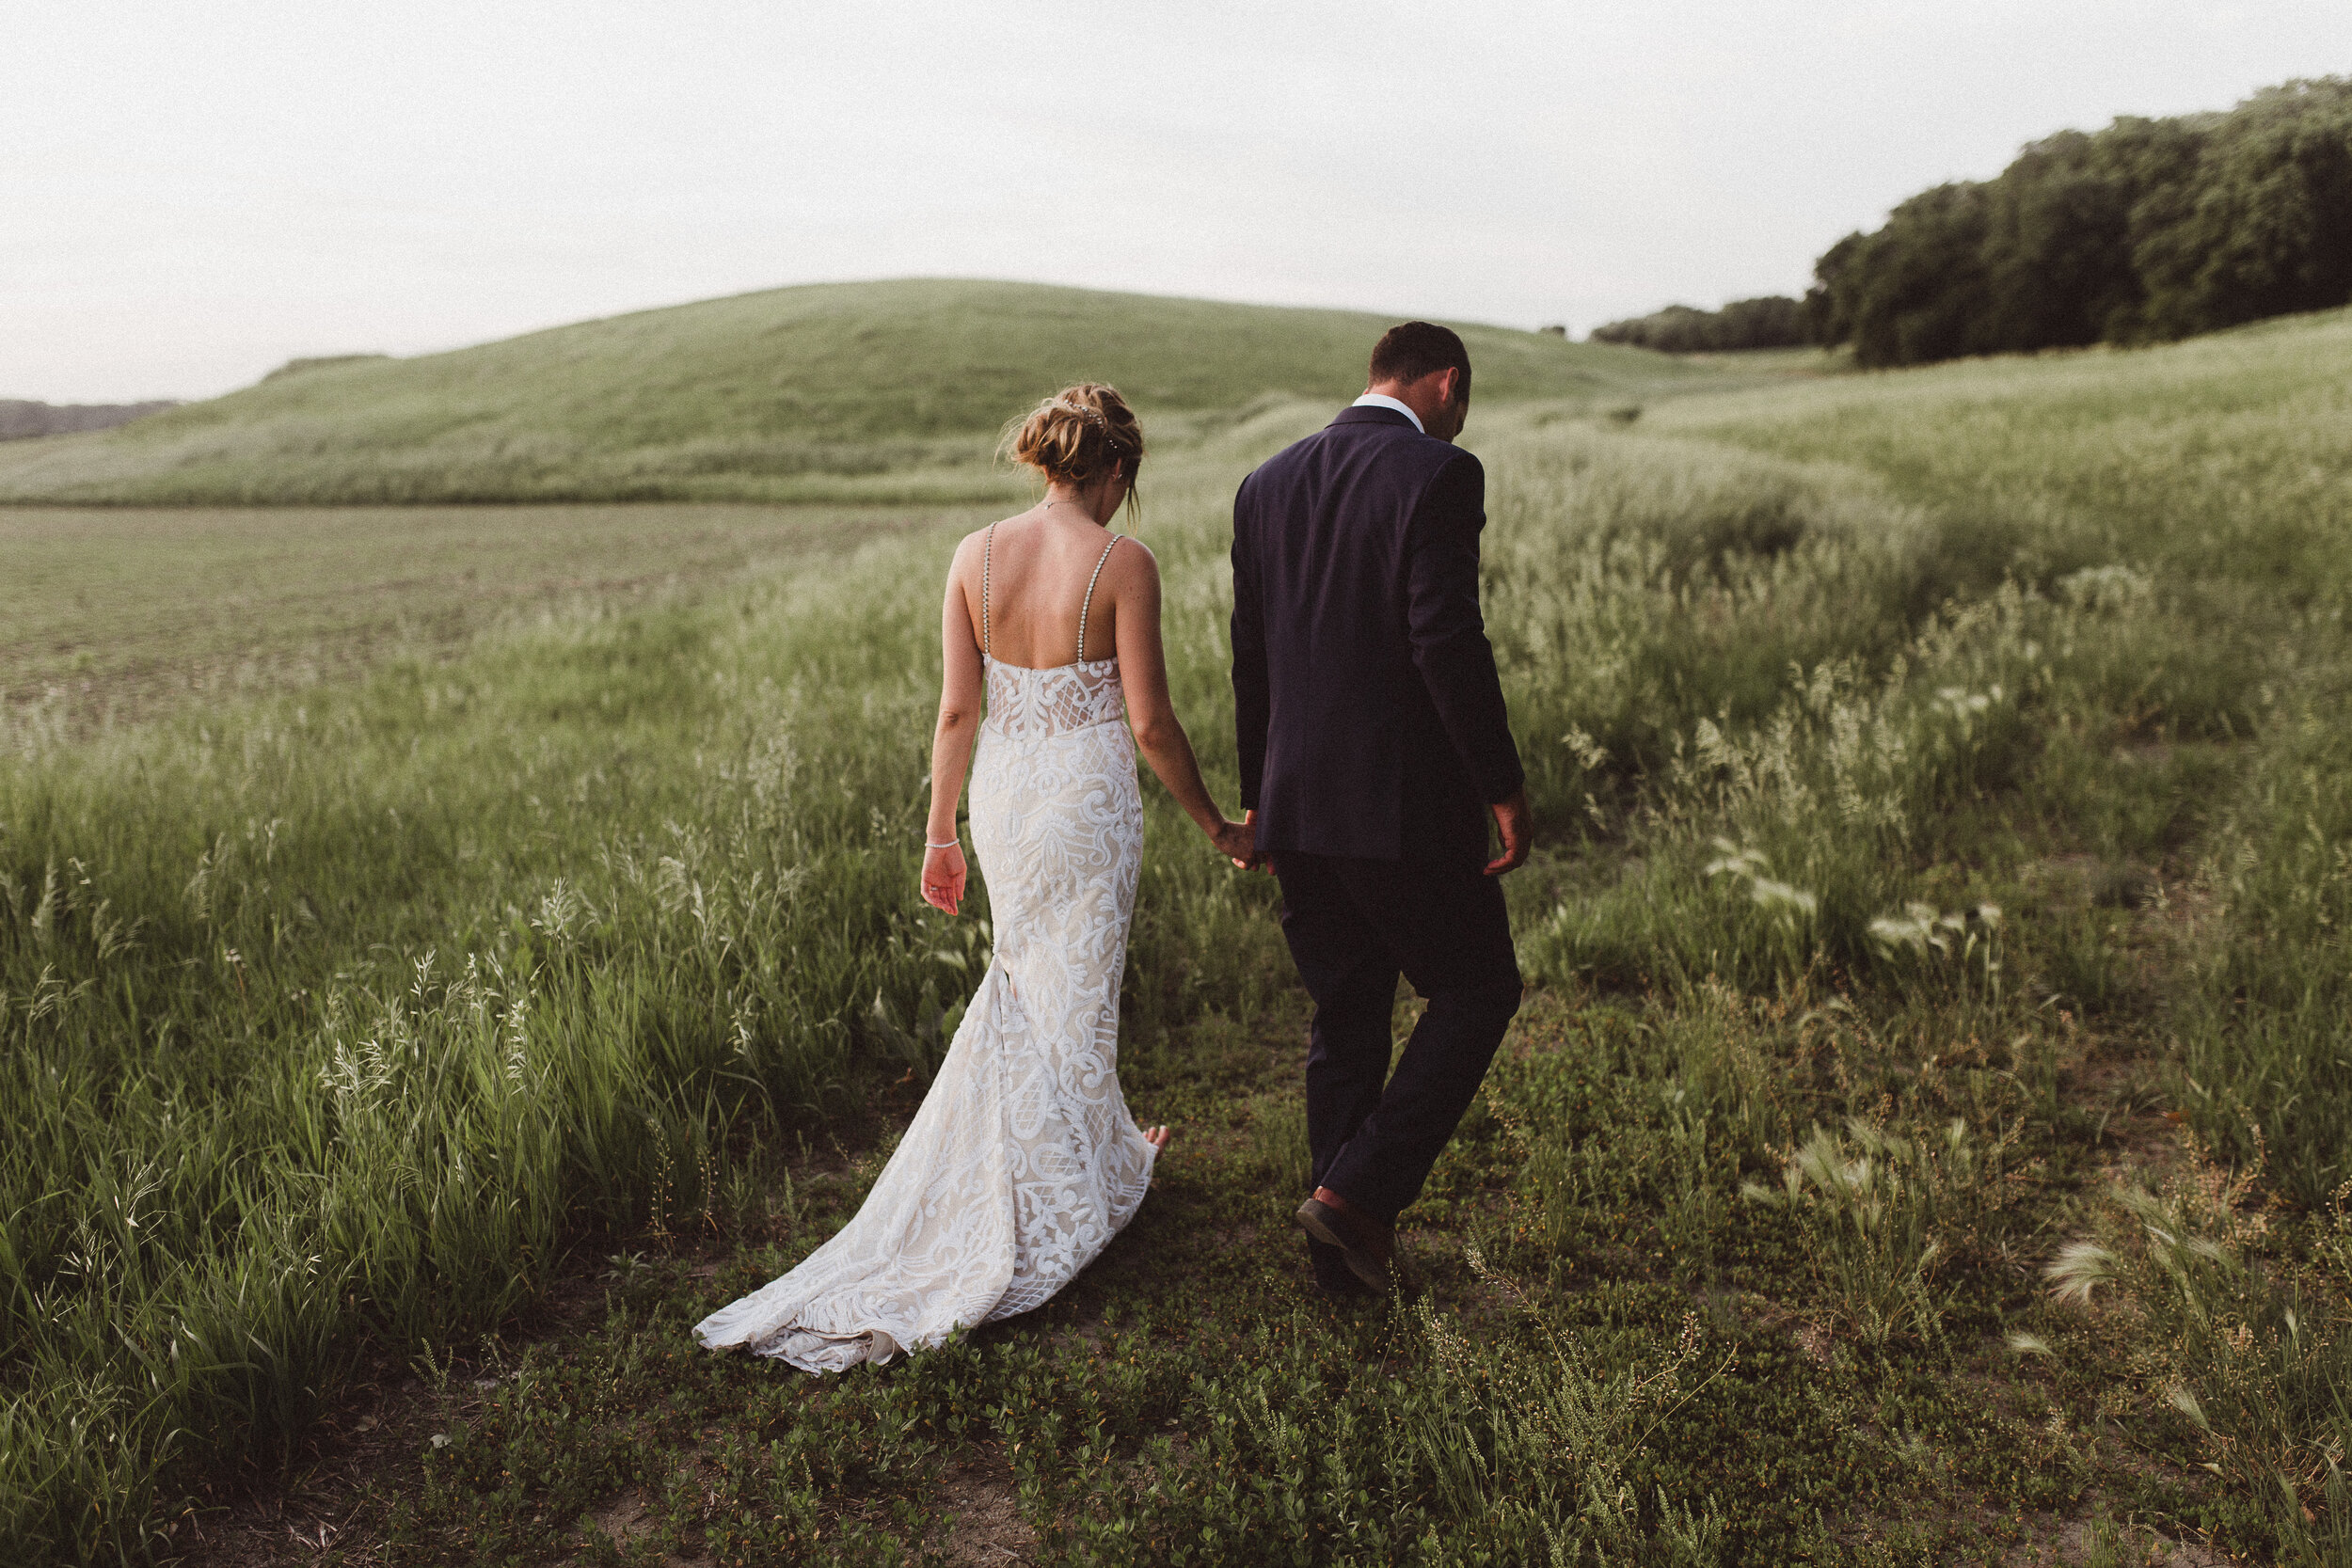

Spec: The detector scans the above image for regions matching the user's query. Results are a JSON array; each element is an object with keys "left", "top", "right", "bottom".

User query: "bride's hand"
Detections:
[
  {"left": 1210, "top": 816, "right": 1258, "bottom": 868},
  {"left": 921, "top": 842, "right": 968, "bottom": 914}
]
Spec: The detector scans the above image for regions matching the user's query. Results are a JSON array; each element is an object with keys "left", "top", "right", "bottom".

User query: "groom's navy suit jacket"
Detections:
[{"left": 1231, "top": 405, "right": 1524, "bottom": 869}]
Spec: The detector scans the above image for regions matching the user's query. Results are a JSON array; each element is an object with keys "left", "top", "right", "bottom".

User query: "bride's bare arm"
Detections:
[
  {"left": 922, "top": 537, "right": 985, "bottom": 912},
  {"left": 1113, "top": 547, "right": 1255, "bottom": 862}
]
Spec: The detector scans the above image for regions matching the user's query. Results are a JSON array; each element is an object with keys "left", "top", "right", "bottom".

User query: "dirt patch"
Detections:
[
  {"left": 1999, "top": 1508, "right": 2232, "bottom": 1566},
  {"left": 932, "top": 1449, "right": 1039, "bottom": 1565},
  {"left": 151, "top": 1353, "right": 462, "bottom": 1565},
  {"left": 580, "top": 1488, "right": 683, "bottom": 1559}
]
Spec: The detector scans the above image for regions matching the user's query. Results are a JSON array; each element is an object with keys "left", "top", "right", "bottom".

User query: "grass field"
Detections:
[
  {"left": 6, "top": 302, "right": 2352, "bottom": 1565},
  {"left": 0, "top": 501, "right": 989, "bottom": 729}
]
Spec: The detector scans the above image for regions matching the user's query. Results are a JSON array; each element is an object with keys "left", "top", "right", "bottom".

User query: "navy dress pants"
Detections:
[{"left": 1272, "top": 850, "right": 1522, "bottom": 1242}]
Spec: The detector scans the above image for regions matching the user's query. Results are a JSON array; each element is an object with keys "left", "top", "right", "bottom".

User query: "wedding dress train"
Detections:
[{"left": 694, "top": 533, "right": 1158, "bottom": 1372}]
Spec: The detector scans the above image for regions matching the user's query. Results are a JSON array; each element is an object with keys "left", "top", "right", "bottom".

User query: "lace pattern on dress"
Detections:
[{"left": 983, "top": 656, "right": 1128, "bottom": 739}]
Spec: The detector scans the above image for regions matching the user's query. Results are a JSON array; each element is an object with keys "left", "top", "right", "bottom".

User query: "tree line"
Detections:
[
  {"left": 1591, "top": 76, "right": 2352, "bottom": 369},
  {"left": 1588, "top": 296, "right": 1808, "bottom": 353}
]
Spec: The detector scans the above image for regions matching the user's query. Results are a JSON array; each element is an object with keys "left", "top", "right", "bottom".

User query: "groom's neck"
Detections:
[{"left": 1364, "top": 370, "right": 1465, "bottom": 441}]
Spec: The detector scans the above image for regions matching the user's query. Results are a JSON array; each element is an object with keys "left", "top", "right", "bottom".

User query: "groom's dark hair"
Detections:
[{"left": 1367, "top": 322, "right": 1471, "bottom": 401}]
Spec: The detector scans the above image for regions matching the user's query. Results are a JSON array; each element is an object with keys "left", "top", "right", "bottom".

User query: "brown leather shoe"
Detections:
[{"left": 1294, "top": 1187, "right": 1393, "bottom": 1293}]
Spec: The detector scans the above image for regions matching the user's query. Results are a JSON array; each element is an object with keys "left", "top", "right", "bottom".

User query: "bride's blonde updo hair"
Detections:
[{"left": 1002, "top": 383, "right": 1145, "bottom": 515}]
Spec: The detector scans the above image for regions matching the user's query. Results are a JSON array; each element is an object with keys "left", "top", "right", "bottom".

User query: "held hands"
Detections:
[
  {"left": 1210, "top": 809, "right": 1261, "bottom": 870},
  {"left": 920, "top": 841, "right": 968, "bottom": 914}
]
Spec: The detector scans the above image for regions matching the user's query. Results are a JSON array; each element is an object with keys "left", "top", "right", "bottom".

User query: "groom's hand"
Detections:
[
  {"left": 1216, "top": 809, "right": 1265, "bottom": 871},
  {"left": 1485, "top": 790, "right": 1531, "bottom": 877}
]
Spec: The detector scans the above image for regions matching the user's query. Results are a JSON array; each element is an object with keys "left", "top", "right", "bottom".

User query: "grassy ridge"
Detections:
[
  {"left": 0, "top": 280, "right": 1712, "bottom": 506},
  {"left": 7, "top": 310, "right": 2352, "bottom": 1562}
]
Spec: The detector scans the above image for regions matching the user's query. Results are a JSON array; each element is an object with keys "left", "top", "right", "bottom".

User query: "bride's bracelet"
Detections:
[{"left": 924, "top": 837, "right": 960, "bottom": 850}]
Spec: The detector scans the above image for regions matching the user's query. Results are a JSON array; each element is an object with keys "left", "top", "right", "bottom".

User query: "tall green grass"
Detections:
[{"left": 1645, "top": 309, "right": 2352, "bottom": 1204}]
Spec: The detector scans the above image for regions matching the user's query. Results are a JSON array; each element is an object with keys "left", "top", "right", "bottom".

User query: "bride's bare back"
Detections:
[{"left": 960, "top": 507, "right": 1129, "bottom": 669}]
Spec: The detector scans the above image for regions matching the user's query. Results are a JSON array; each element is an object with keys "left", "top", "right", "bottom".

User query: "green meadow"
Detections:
[
  {"left": 5, "top": 287, "right": 2352, "bottom": 1565},
  {"left": 0, "top": 501, "right": 989, "bottom": 730}
]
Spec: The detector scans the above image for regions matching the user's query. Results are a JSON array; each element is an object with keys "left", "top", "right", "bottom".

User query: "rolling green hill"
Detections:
[{"left": 0, "top": 279, "right": 1717, "bottom": 506}]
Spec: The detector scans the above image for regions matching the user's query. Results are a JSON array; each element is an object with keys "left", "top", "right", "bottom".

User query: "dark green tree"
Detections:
[
  {"left": 1802, "top": 231, "right": 1865, "bottom": 347},
  {"left": 2137, "top": 79, "right": 2352, "bottom": 338},
  {"left": 1839, "top": 182, "right": 1995, "bottom": 368},
  {"left": 1979, "top": 129, "right": 2142, "bottom": 351}
]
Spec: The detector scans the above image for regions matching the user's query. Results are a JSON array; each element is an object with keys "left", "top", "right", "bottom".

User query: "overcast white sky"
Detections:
[{"left": 6, "top": 2, "right": 2346, "bottom": 403}]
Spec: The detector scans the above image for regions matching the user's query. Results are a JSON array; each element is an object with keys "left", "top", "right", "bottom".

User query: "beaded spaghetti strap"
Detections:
[
  {"left": 981, "top": 523, "right": 996, "bottom": 657},
  {"left": 1077, "top": 535, "right": 1121, "bottom": 662}
]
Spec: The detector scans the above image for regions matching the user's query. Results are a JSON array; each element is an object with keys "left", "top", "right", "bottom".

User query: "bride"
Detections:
[{"left": 695, "top": 384, "right": 1254, "bottom": 1371}]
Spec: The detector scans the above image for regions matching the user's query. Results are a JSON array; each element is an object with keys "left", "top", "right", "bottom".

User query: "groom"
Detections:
[{"left": 1231, "top": 321, "right": 1530, "bottom": 1296}]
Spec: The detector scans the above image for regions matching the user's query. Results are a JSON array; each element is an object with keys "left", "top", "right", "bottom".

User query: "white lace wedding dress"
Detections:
[{"left": 694, "top": 532, "right": 1159, "bottom": 1372}]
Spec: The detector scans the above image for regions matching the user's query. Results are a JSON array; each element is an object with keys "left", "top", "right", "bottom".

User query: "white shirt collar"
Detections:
[{"left": 1350, "top": 391, "right": 1423, "bottom": 433}]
